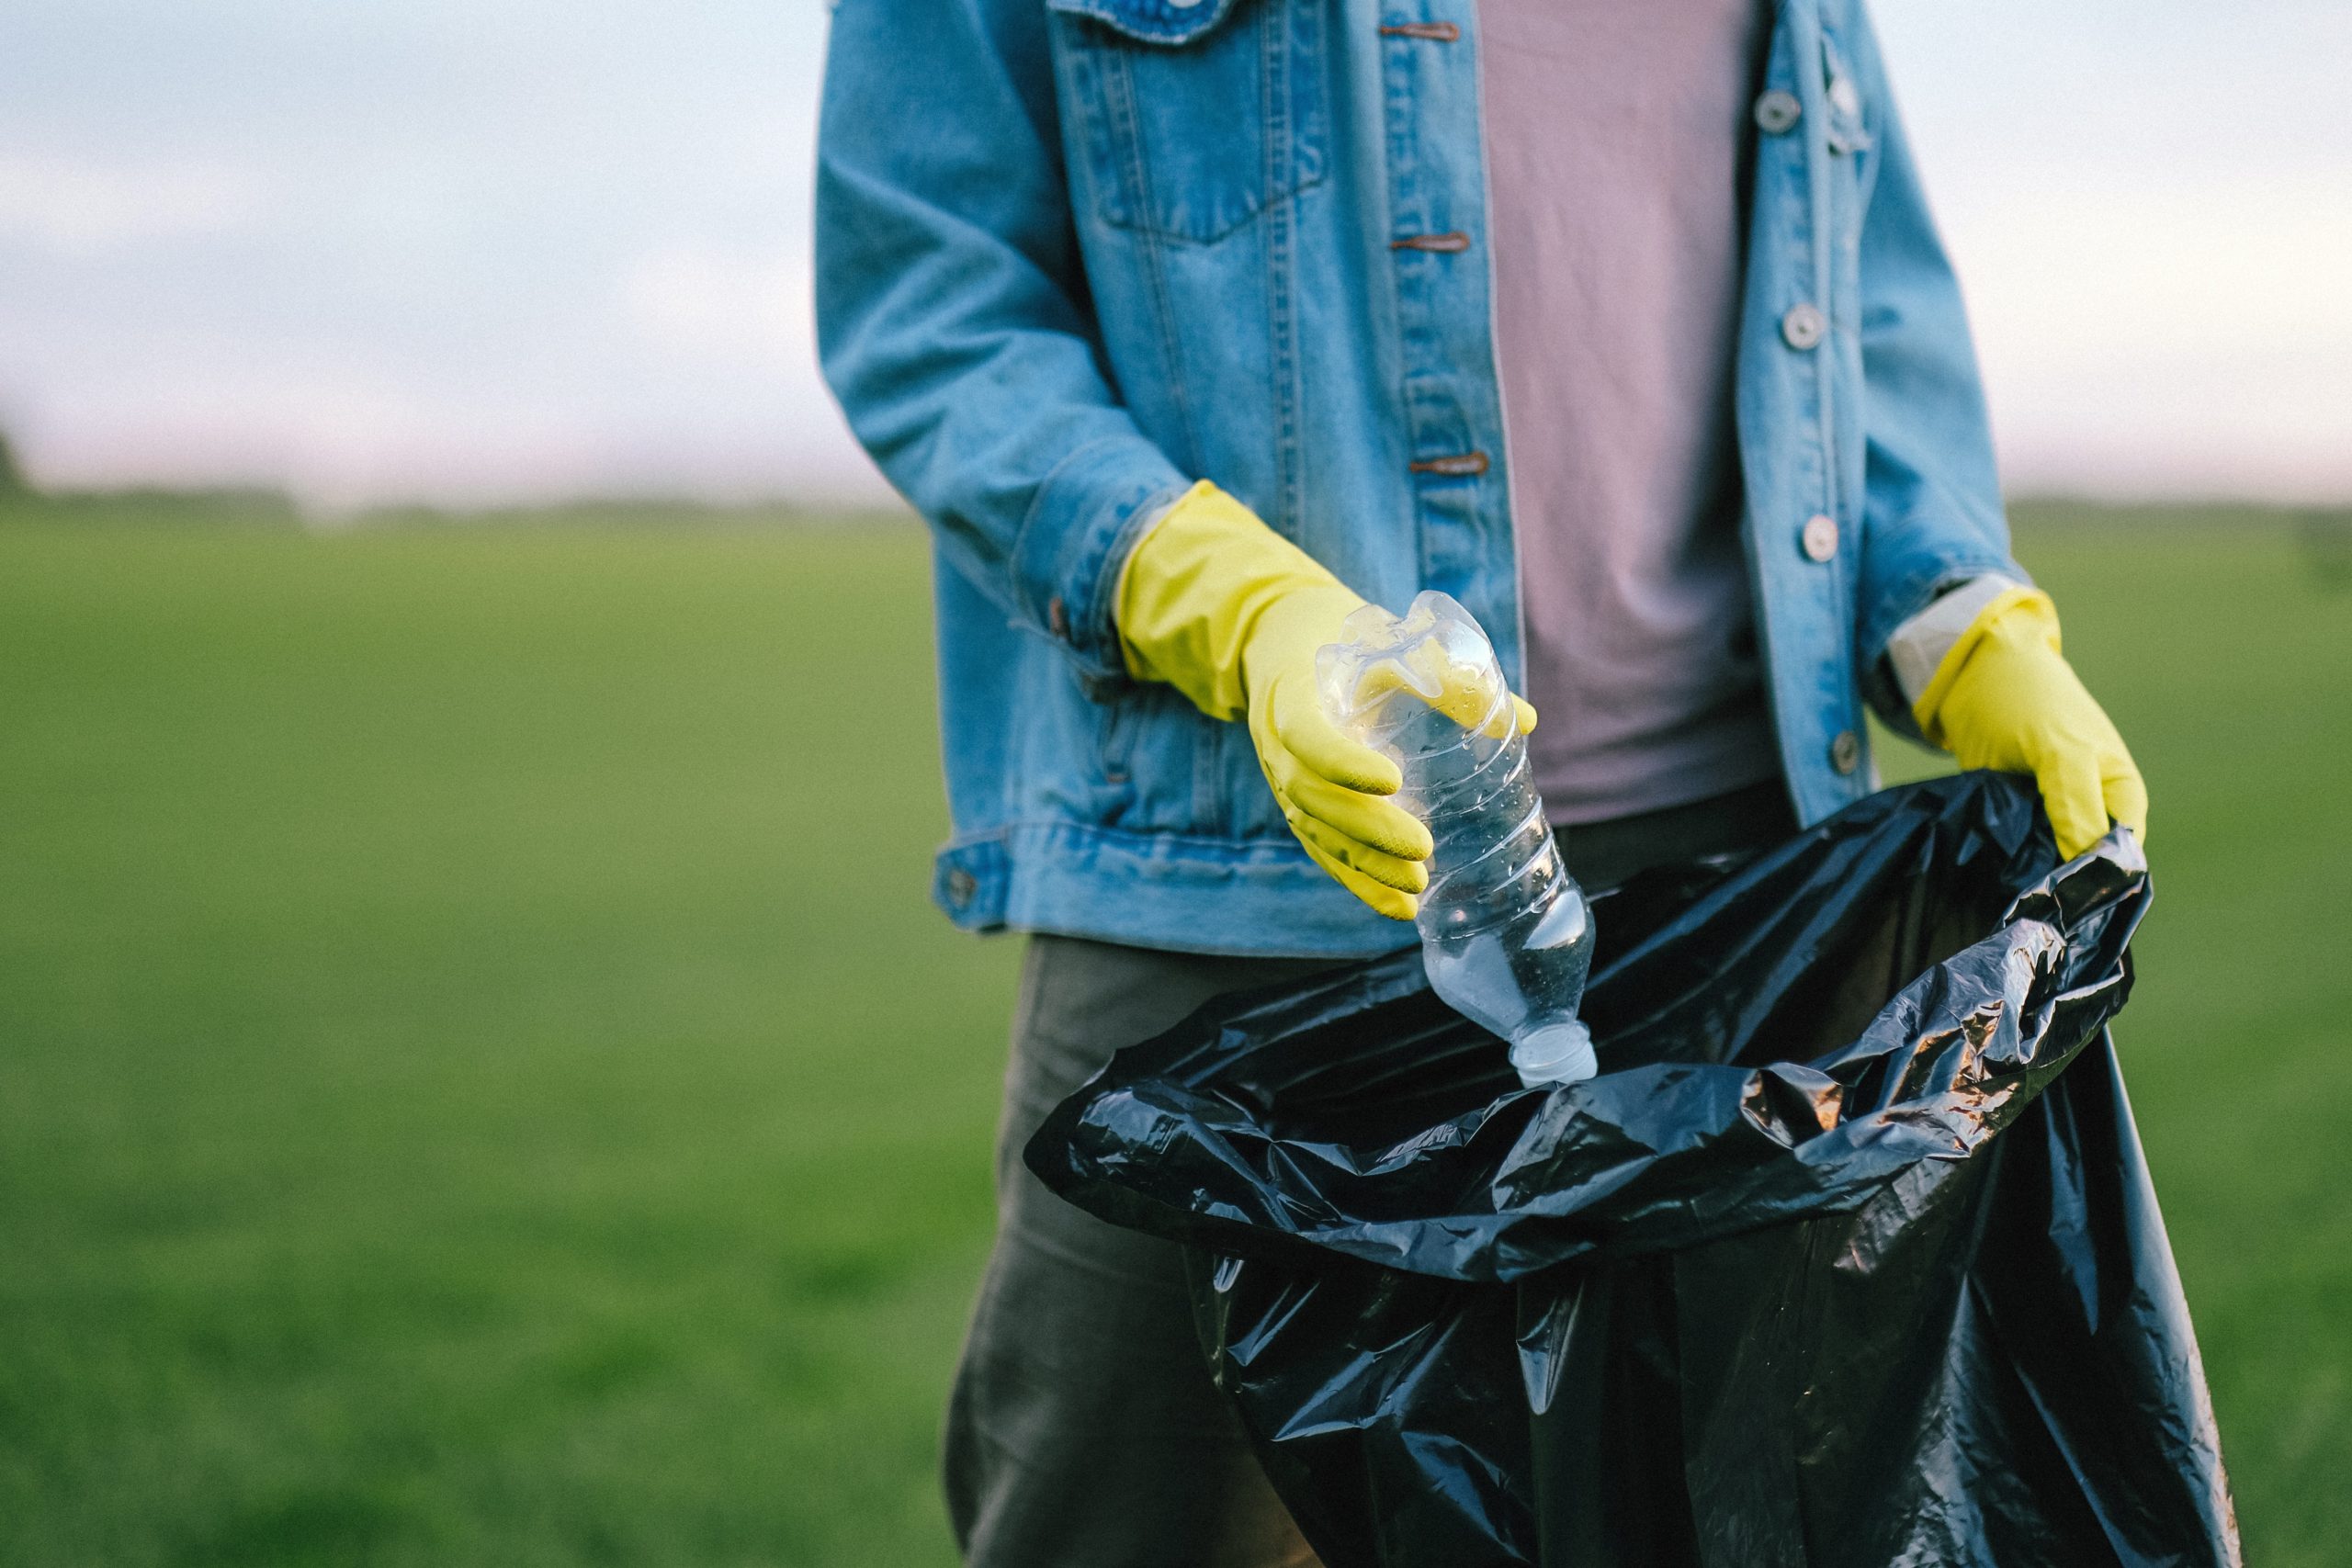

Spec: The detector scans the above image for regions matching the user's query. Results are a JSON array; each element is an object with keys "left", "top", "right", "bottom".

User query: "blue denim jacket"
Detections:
[{"left": 816, "top": 0, "right": 2027, "bottom": 957}]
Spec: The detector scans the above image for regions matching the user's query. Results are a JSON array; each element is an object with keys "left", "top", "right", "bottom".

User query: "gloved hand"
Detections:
[
  {"left": 1117, "top": 481, "right": 1535, "bottom": 919},
  {"left": 1913, "top": 585, "right": 2147, "bottom": 860}
]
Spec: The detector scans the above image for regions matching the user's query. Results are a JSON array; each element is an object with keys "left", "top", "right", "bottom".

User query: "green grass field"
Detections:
[{"left": 2, "top": 501, "right": 2346, "bottom": 1565}]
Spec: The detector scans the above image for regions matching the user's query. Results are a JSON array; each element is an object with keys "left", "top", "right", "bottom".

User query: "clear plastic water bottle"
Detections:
[{"left": 1318, "top": 591, "right": 1599, "bottom": 1087}]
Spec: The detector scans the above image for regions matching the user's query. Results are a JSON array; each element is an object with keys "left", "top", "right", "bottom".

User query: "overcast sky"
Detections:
[{"left": 0, "top": 0, "right": 2346, "bottom": 510}]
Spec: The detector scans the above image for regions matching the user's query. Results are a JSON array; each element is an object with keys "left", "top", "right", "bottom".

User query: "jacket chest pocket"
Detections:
[{"left": 1047, "top": 0, "right": 1329, "bottom": 245}]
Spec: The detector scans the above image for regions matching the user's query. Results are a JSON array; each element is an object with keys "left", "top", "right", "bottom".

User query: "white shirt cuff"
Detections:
[{"left": 1886, "top": 574, "right": 2025, "bottom": 707}]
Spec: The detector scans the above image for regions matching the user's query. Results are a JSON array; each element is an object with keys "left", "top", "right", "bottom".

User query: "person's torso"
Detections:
[
  {"left": 927, "top": 0, "right": 1916, "bottom": 951},
  {"left": 1478, "top": 0, "right": 1780, "bottom": 822}
]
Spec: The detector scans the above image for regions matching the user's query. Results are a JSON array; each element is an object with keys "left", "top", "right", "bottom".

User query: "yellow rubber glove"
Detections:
[
  {"left": 1913, "top": 585, "right": 2148, "bottom": 860},
  {"left": 1117, "top": 481, "right": 1535, "bottom": 919}
]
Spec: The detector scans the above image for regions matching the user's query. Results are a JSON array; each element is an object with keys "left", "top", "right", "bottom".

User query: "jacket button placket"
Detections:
[{"left": 1382, "top": 1, "right": 1513, "bottom": 673}]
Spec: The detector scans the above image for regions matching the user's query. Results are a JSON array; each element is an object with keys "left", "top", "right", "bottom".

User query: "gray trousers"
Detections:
[{"left": 944, "top": 781, "right": 1796, "bottom": 1568}]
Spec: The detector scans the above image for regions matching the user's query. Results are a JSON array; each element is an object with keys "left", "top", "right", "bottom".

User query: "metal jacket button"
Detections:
[
  {"left": 1829, "top": 730, "right": 1862, "bottom": 775},
  {"left": 1781, "top": 302, "right": 1826, "bottom": 351},
  {"left": 1754, "top": 89, "right": 1802, "bottom": 134},
  {"left": 945, "top": 867, "right": 978, "bottom": 908},
  {"left": 1801, "top": 514, "right": 1839, "bottom": 562}
]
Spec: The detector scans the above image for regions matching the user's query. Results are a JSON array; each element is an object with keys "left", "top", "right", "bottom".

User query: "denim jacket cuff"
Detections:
[
  {"left": 1884, "top": 572, "right": 2024, "bottom": 707},
  {"left": 1859, "top": 531, "right": 2029, "bottom": 739},
  {"left": 1009, "top": 435, "right": 1193, "bottom": 693}
]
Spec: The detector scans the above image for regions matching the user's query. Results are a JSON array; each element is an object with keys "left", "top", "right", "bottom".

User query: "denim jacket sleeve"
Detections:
[
  {"left": 814, "top": 0, "right": 1192, "bottom": 683},
  {"left": 1841, "top": 2, "right": 2029, "bottom": 728}
]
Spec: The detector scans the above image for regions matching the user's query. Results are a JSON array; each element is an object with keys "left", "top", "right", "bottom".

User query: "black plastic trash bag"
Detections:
[{"left": 1026, "top": 773, "right": 2239, "bottom": 1568}]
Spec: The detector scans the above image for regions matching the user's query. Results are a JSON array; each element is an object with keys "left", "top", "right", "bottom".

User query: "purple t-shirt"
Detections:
[{"left": 1480, "top": 0, "right": 1779, "bottom": 824}]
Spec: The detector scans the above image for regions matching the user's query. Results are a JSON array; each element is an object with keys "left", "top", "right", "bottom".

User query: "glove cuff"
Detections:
[{"left": 1911, "top": 585, "right": 2060, "bottom": 747}]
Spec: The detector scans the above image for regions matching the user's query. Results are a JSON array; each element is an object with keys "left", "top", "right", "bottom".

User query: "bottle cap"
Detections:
[{"left": 1510, "top": 1020, "right": 1597, "bottom": 1087}]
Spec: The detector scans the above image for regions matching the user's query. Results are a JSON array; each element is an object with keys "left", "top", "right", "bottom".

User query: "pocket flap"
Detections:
[{"left": 1046, "top": 0, "right": 1244, "bottom": 47}]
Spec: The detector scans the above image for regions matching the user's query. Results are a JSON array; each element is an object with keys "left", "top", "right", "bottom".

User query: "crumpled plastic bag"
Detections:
[{"left": 1027, "top": 773, "right": 2240, "bottom": 1568}]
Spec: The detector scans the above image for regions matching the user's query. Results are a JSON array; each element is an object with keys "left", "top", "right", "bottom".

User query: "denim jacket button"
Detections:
[
  {"left": 945, "top": 867, "right": 978, "bottom": 908},
  {"left": 1801, "top": 514, "right": 1840, "bottom": 562},
  {"left": 1754, "top": 89, "right": 1803, "bottom": 134},
  {"left": 1829, "top": 730, "right": 1862, "bottom": 775},
  {"left": 1781, "top": 302, "right": 1826, "bottom": 351},
  {"left": 1046, "top": 596, "right": 1071, "bottom": 639}
]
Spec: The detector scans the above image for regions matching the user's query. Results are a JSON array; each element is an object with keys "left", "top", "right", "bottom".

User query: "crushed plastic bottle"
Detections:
[{"left": 1318, "top": 591, "right": 1598, "bottom": 1086}]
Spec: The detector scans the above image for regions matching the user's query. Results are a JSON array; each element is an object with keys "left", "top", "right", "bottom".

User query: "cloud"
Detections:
[
  {"left": 0, "top": 153, "right": 273, "bottom": 255},
  {"left": 0, "top": 0, "right": 2340, "bottom": 506},
  {"left": 0, "top": 321, "right": 892, "bottom": 513},
  {"left": 1944, "top": 173, "right": 2352, "bottom": 501},
  {"left": 622, "top": 244, "right": 811, "bottom": 367}
]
